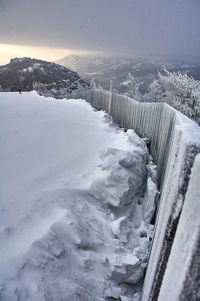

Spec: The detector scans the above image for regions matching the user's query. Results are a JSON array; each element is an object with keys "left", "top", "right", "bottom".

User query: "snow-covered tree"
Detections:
[
  {"left": 33, "top": 82, "right": 47, "bottom": 94},
  {"left": 97, "top": 84, "right": 103, "bottom": 91},
  {"left": 145, "top": 68, "right": 200, "bottom": 124},
  {"left": 90, "top": 78, "right": 97, "bottom": 89},
  {"left": 119, "top": 73, "right": 140, "bottom": 100},
  {"left": 143, "top": 79, "right": 164, "bottom": 102},
  {"left": 76, "top": 82, "right": 86, "bottom": 92}
]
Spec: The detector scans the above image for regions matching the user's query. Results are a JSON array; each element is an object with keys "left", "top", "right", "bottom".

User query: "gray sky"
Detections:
[{"left": 0, "top": 0, "right": 200, "bottom": 63}]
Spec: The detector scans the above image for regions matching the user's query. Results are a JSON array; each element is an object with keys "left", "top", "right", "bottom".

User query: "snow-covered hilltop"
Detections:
[
  {"left": 0, "top": 92, "right": 158, "bottom": 301},
  {"left": 0, "top": 57, "right": 88, "bottom": 93}
]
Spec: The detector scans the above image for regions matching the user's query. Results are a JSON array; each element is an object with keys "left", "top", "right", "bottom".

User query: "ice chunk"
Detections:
[
  {"left": 111, "top": 216, "right": 131, "bottom": 243},
  {"left": 111, "top": 254, "right": 143, "bottom": 284},
  {"left": 90, "top": 148, "right": 147, "bottom": 207}
]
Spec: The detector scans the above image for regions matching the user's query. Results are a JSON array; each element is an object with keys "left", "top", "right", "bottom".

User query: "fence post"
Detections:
[{"left": 108, "top": 79, "right": 113, "bottom": 114}]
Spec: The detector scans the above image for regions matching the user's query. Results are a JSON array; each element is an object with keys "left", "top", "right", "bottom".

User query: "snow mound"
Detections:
[
  {"left": 0, "top": 92, "right": 159, "bottom": 300},
  {"left": 90, "top": 145, "right": 147, "bottom": 208}
]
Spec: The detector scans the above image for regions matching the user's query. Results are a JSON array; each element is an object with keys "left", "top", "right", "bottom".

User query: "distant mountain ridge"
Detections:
[
  {"left": 56, "top": 54, "right": 200, "bottom": 94},
  {"left": 0, "top": 57, "right": 88, "bottom": 93}
]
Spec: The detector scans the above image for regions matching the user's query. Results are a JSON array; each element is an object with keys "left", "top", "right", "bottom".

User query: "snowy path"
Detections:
[{"left": 0, "top": 92, "right": 158, "bottom": 301}]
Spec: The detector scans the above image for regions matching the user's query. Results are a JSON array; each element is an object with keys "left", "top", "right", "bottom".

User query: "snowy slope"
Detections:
[{"left": 0, "top": 92, "right": 158, "bottom": 301}]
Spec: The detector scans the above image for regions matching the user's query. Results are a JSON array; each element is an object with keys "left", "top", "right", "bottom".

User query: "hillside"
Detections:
[
  {"left": 56, "top": 54, "right": 200, "bottom": 94},
  {"left": 0, "top": 57, "right": 88, "bottom": 93}
]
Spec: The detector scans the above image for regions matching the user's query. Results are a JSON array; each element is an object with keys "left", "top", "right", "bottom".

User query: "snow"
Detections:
[
  {"left": 22, "top": 67, "right": 34, "bottom": 73},
  {"left": 158, "top": 154, "right": 200, "bottom": 300},
  {"left": 0, "top": 92, "right": 158, "bottom": 301},
  {"left": 68, "top": 88, "right": 200, "bottom": 300}
]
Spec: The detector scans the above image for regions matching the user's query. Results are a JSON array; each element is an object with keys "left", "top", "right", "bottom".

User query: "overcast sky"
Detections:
[{"left": 0, "top": 0, "right": 200, "bottom": 64}]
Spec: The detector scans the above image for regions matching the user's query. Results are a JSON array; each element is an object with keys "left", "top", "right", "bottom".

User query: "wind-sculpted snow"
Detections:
[
  {"left": 90, "top": 144, "right": 147, "bottom": 208},
  {"left": 0, "top": 92, "right": 158, "bottom": 301},
  {"left": 68, "top": 88, "right": 200, "bottom": 300}
]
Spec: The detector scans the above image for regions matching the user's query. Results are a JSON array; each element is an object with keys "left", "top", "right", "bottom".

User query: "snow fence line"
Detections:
[{"left": 67, "top": 88, "right": 200, "bottom": 301}]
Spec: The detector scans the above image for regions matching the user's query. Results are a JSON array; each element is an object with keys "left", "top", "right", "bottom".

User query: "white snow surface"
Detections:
[{"left": 0, "top": 92, "right": 158, "bottom": 301}]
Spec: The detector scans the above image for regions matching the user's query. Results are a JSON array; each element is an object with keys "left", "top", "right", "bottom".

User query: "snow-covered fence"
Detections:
[
  {"left": 158, "top": 154, "right": 200, "bottom": 300},
  {"left": 68, "top": 88, "right": 200, "bottom": 300}
]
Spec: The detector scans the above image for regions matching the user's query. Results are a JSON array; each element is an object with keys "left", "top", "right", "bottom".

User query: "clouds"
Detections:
[
  {"left": 0, "top": 0, "right": 8, "bottom": 12},
  {"left": 0, "top": 0, "right": 200, "bottom": 60}
]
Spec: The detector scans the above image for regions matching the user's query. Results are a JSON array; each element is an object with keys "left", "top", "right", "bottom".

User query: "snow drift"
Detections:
[
  {"left": 0, "top": 92, "right": 158, "bottom": 301},
  {"left": 67, "top": 88, "right": 200, "bottom": 301}
]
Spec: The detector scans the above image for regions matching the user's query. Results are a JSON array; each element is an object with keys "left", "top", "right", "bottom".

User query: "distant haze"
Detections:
[
  {"left": 0, "top": 43, "right": 95, "bottom": 65},
  {"left": 0, "top": 0, "right": 200, "bottom": 64}
]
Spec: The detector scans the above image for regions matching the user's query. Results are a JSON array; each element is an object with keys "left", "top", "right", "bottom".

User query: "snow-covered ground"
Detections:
[{"left": 0, "top": 92, "right": 158, "bottom": 301}]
